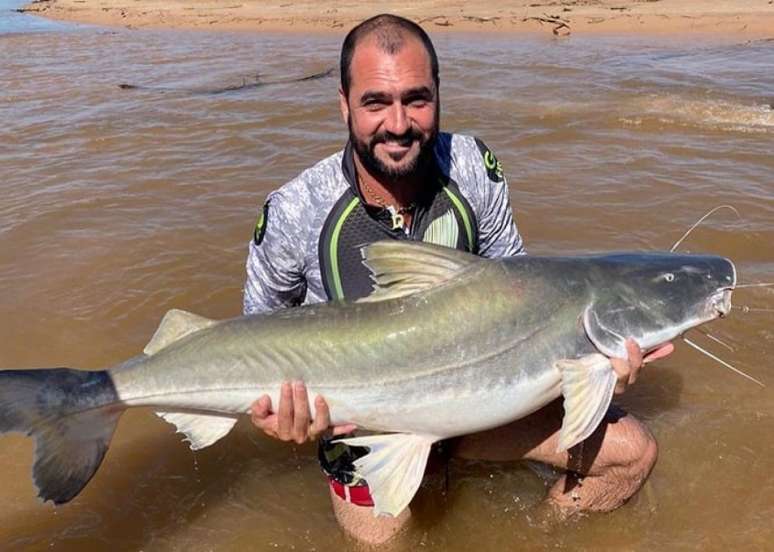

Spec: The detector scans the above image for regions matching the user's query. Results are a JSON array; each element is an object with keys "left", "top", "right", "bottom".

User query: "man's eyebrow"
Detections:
[
  {"left": 358, "top": 87, "right": 435, "bottom": 104},
  {"left": 359, "top": 91, "right": 392, "bottom": 104},
  {"left": 400, "top": 86, "right": 434, "bottom": 100}
]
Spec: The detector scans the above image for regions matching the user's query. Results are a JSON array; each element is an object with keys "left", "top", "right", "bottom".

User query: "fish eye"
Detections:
[{"left": 664, "top": 273, "right": 675, "bottom": 282}]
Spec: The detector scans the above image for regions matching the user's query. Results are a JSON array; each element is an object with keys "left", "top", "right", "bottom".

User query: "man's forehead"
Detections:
[{"left": 348, "top": 34, "right": 433, "bottom": 92}]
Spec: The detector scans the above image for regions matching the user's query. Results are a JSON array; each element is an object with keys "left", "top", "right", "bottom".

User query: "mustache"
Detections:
[{"left": 370, "top": 129, "right": 424, "bottom": 148}]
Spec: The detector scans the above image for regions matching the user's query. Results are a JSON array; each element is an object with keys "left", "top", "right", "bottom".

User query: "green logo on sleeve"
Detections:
[
  {"left": 475, "top": 138, "right": 504, "bottom": 183},
  {"left": 253, "top": 200, "right": 270, "bottom": 246}
]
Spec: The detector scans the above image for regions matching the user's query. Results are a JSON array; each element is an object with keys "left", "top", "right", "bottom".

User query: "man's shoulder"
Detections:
[
  {"left": 267, "top": 149, "right": 348, "bottom": 211},
  {"left": 436, "top": 132, "right": 503, "bottom": 183},
  {"left": 436, "top": 132, "right": 523, "bottom": 258},
  {"left": 436, "top": 131, "right": 495, "bottom": 155}
]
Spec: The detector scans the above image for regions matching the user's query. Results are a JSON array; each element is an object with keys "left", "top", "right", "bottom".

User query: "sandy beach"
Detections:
[{"left": 18, "top": 0, "right": 774, "bottom": 37}]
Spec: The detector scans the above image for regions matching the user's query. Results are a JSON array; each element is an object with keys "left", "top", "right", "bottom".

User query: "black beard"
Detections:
[{"left": 348, "top": 117, "right": 437, "bottom": 183}]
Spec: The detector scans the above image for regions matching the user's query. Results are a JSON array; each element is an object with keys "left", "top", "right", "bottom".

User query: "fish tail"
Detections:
[{"left": 0, "top": 368, "right": 122, "bottom": 504}]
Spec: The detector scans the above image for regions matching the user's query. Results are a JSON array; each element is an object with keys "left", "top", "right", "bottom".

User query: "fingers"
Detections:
[
  {"left": 251, "top": 395, "right": 272, "bottom": 421},
  {"left": 644, "top": 342, "right": 674, "bottom": 364},
  {"left": 277, "top": 381, "right": 294, "bottom": 440},
  {"left": 611, "top": 338, "right": 642, "bottom": 395},
  {"left": 610, "top": 339, "right": 674, "bottom": 396},
  {"left": 310, "top": 396, "right": 358, "bottom": 440},
  {"left": 610, "top": 357, "right": 630, "bottom": 395},
  {"left": 252, "top": 382, "right": 356, "bottom": 443},
  {"left": 292, "top": 382, "right": 311, "bottom": 444},
  {"left": 255, "top": 382, "right": 306, "bottom": 443},
  {"left": 309, "top": 395, "right": 331, "bottom": 441},
  {"left": 331, "top": 423, "right": 358, "bottom": 437},
  {"left": 625, "top": 338, "right": 643, "bottom": 383},
  {"left": 250, "top": 395, "right": 279, "bottom": 438}
]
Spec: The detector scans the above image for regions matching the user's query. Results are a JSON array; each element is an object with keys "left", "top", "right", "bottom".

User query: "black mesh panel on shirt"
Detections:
[{"left": 336, "top": 203, "right": 401, "bottom": 301}]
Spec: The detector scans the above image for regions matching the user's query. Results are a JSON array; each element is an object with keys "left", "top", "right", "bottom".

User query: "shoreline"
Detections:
[{"left": 18, "top": 0, "right": 774, "bottom": 38}]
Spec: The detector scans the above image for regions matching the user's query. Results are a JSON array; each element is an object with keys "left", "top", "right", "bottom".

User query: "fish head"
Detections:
[{"left": 583, "top": 253, "right": 736, "bottom": 358}]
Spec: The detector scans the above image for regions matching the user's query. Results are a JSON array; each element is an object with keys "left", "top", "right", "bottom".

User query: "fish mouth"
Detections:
[
  {"left": 710, "top": 289, "right": 733, "bottom": 318},
  {"left": 710, "top": 258, "right": 736, "bottom": 318}
]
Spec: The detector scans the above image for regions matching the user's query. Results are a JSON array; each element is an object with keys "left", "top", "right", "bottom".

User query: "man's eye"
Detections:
[{"left": 407, "top": 98, "right": 429, "bottom": 107}]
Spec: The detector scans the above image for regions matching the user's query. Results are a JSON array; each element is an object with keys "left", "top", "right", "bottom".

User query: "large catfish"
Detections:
[{"left": 0, "top": 241, "right": 736, "bottom": 516}]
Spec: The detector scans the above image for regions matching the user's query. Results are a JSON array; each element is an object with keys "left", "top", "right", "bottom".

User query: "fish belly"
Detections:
[{"left": 307, "top": 365, "right": 563, "bottom": 438}]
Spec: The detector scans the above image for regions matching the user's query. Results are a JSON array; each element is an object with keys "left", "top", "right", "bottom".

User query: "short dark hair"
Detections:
[{"left": 339, "top": 14, "right": 439, "bottom": 99}]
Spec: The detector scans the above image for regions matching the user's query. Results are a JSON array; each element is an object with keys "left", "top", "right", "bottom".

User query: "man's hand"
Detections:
[
  {"left": 610, "top": 338, "right": 675, "bottom": 395},
  {"left": 250, "top": 381, "right": 357, "bottom": 444}
]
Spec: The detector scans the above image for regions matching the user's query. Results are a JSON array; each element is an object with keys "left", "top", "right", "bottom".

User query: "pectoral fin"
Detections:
[
  {"left": 156, "top": 411, "right": 238, "bottom": 451},
  {"left": 336, "top": 433, "right": 438, "bottom": 517},
  {"left": 555, "top": 353, "right": 617, "bottom": 452}
]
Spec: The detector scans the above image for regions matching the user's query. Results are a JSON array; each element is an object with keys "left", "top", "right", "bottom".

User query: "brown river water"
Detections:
[{"left": 1, "top": 6, "right": 773, "bottom": 551}]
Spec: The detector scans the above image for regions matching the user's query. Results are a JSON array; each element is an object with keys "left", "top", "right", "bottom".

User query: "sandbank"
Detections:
[{"left": 18, "top": 0, "right": 774, "bottom": 38}]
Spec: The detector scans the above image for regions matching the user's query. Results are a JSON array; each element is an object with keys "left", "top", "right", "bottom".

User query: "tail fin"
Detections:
[{"left": 0, "top": 368, "right": 122, "bottom": 504}]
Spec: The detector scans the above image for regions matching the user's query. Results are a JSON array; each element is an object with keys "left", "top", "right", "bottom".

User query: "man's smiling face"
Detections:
[{"left": 340, "top": 34, "right": 439, "bottom": 181}]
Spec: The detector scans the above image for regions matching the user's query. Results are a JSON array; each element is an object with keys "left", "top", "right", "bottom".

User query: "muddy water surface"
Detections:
[{"left": 1, "top": 7, "right": 773, "bottom": 551}]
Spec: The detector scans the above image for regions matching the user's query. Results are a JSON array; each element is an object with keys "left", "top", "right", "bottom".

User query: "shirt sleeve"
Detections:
[
  {"left": 473, "top": 139, "right": 526, "bottom": 258},
  {"left": 242, "top": 189, "right": 308, "bottom": 315}
]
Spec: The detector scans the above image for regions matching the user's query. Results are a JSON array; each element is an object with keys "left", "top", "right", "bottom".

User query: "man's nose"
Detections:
[{"left": 384, "top": 103, "right": 410, "bottom": 136}]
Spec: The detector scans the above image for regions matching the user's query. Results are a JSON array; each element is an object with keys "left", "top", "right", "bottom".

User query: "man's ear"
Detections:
[{"left": 339, "top": 87, "right": 350, "bottom": 124}]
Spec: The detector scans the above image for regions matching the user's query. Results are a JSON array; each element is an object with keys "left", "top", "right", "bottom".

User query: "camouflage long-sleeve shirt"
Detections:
[{"left": 243, "top": 132, "right": 524, "bottom": 314}]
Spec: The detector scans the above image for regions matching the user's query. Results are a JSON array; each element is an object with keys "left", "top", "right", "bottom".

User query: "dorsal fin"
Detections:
[
  {"left": 144, "top": 309, "right": 217, "bottom": 355},
  {"left": 358, "top": 241, "right": 481, "bottom": 303}
]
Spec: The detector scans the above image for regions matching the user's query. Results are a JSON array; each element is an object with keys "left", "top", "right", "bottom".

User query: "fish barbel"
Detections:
[{"left": 0, "top": 241, "right": 736, "bottom": 516}]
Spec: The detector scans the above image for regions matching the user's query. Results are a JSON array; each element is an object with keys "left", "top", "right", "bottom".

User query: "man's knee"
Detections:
[
  {"left": 555, "top": 413, "right": 657, "bottom": 513},
  {"left": 601, "top": 413, "right": 658, "bottom": 483}
]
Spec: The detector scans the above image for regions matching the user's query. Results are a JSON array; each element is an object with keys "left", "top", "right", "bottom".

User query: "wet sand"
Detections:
[{"left": 19, "top": 0, "right": 774, "bottom": 37}]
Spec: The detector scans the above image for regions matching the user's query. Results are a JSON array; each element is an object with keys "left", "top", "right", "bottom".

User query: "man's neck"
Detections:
[{"left": 353, "top": 156, "right": 426, "bottom": 210}]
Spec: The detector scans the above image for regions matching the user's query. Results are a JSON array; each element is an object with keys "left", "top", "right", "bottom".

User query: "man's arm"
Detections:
[
  {"left": 470, "top": 138, "right": 524, "bottom": 259},
  {"left": 243, "top": 190, "right": 355, "bottom": 442},
  {"left": 243, "top": 191, "right": 307, "bottom": 315}
]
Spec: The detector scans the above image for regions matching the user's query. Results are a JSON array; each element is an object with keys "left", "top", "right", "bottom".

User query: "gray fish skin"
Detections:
[
  {"left": 112, "top": 251, "right": 735, "bottom": 435},
  {"left": 0, "top": 244, "right": 736, "bottom": 507}
]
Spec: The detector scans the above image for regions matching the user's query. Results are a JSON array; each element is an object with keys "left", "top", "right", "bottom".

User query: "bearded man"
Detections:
[{"left": 243, "top": 13, "right": 671, "bottom": 545}]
